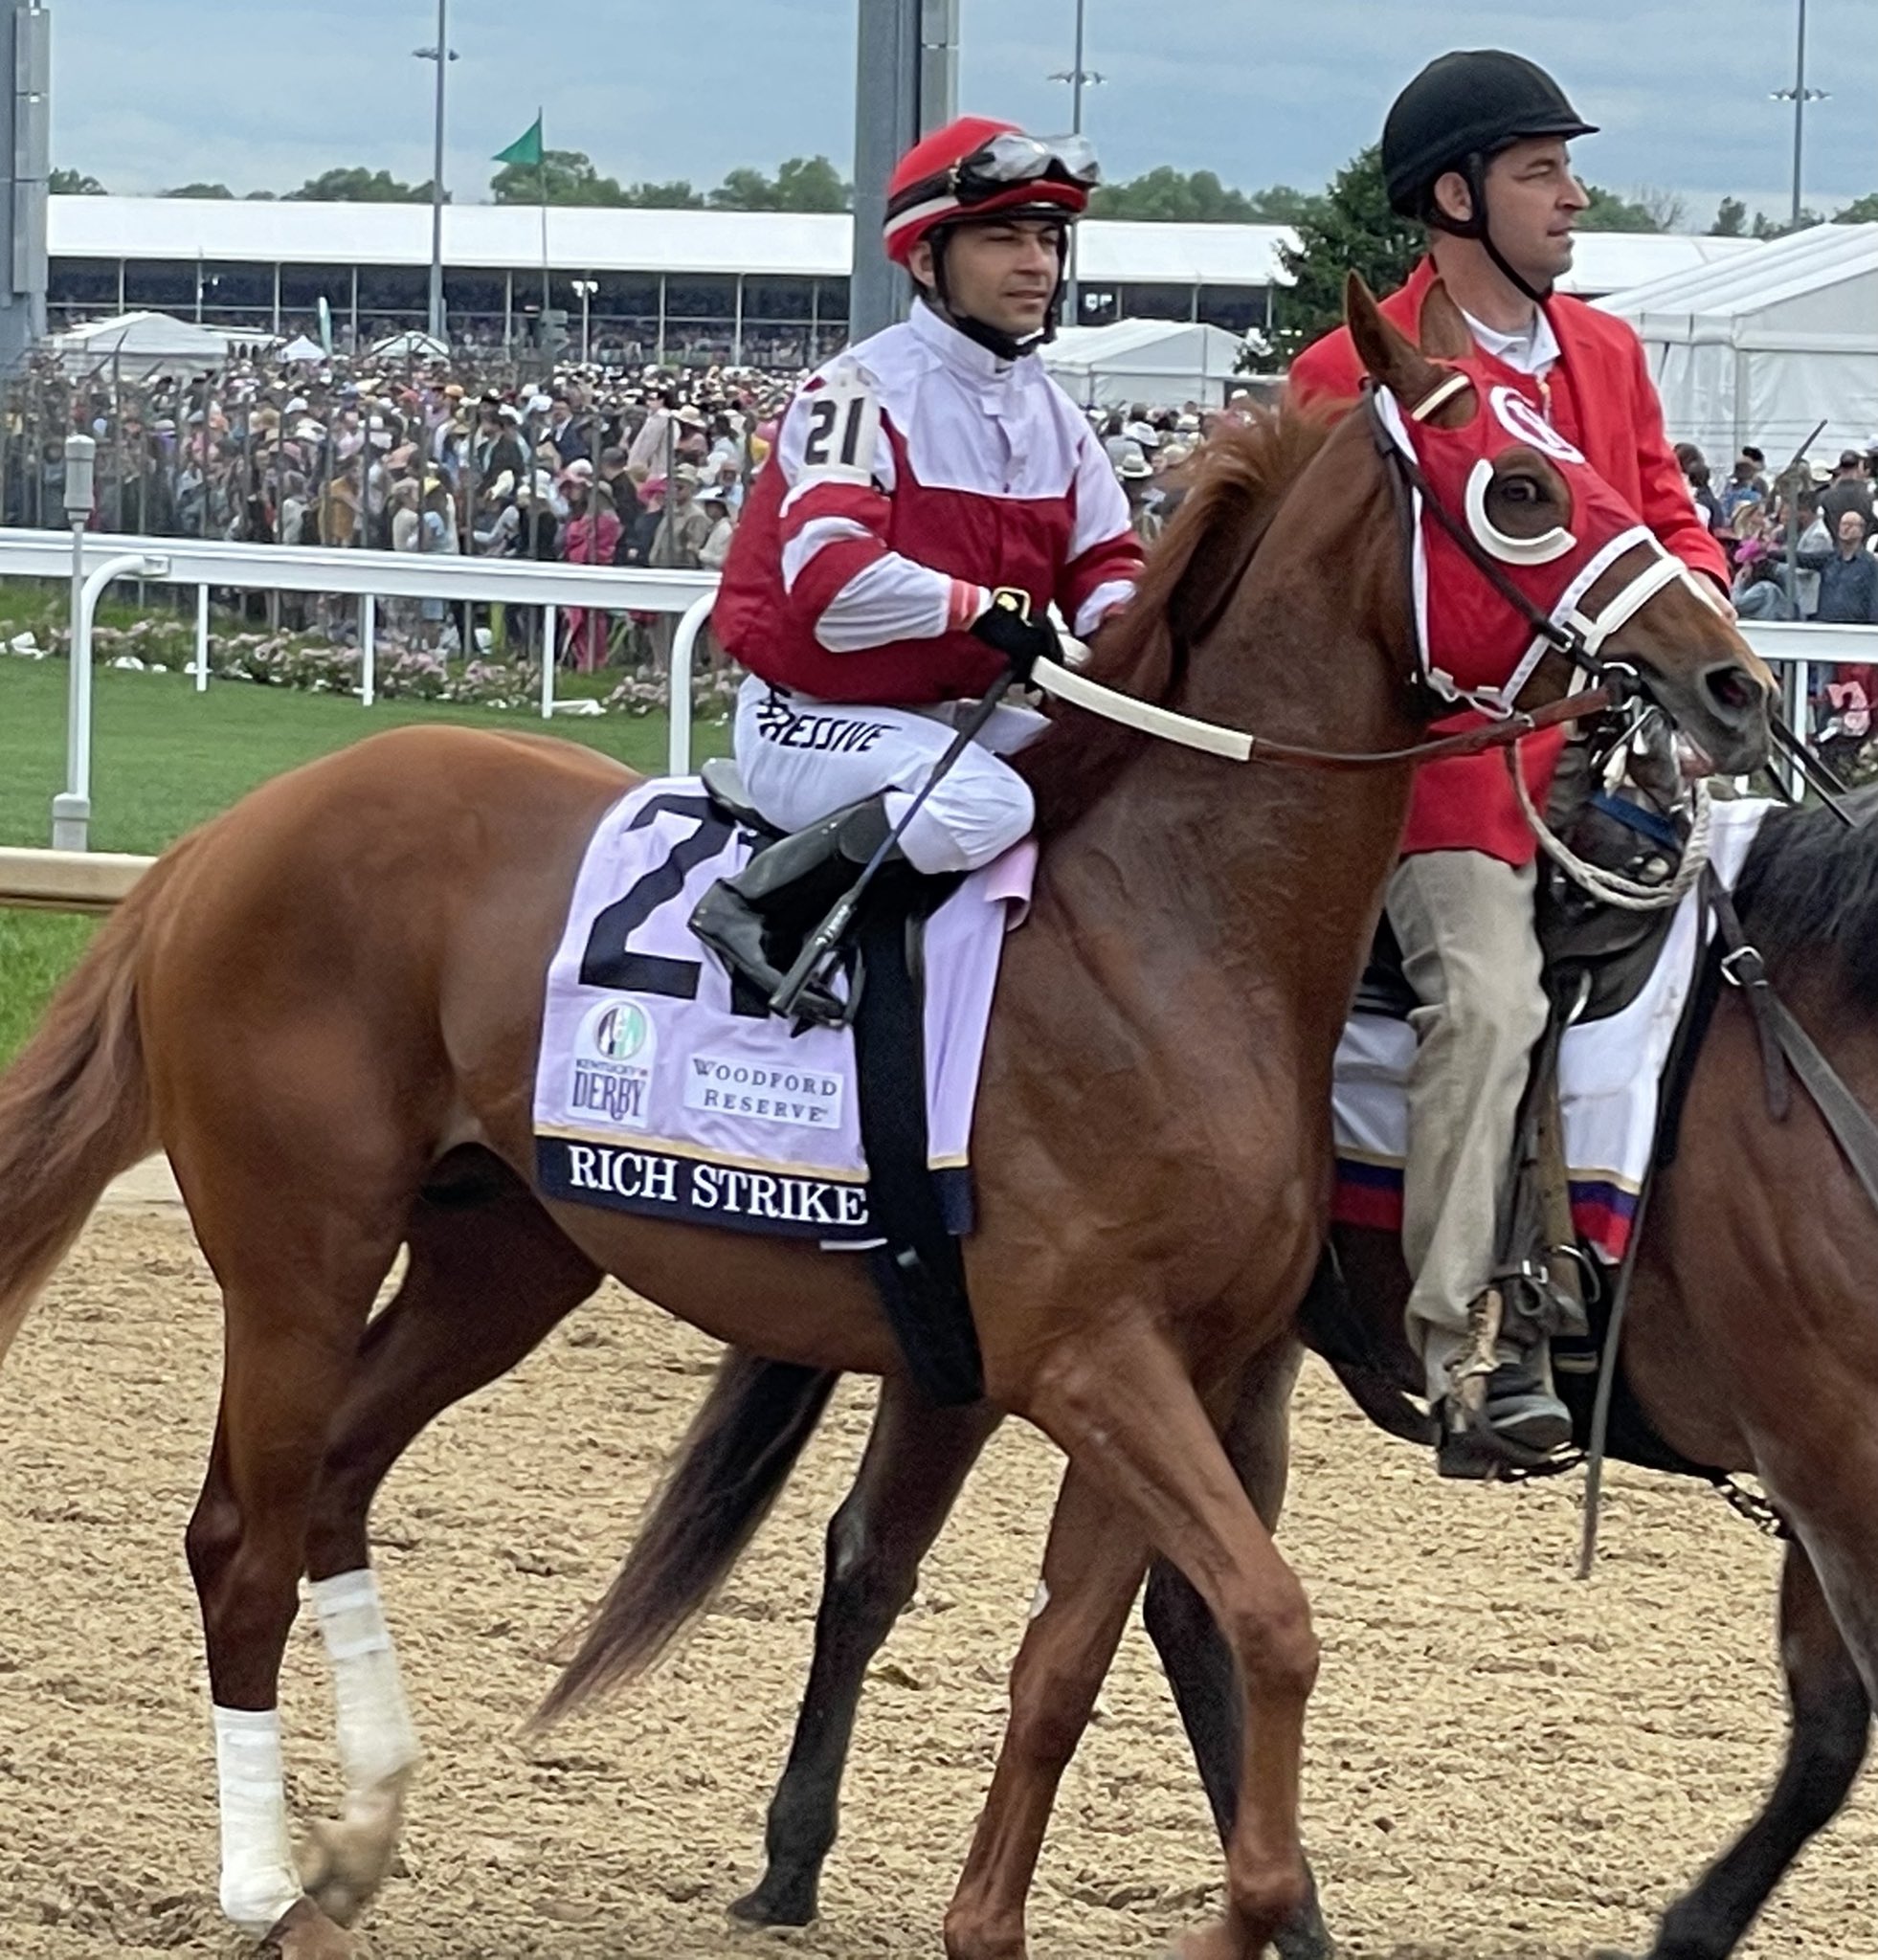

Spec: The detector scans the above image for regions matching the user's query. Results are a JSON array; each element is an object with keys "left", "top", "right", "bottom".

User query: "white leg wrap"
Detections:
[
  {"left": 310, "top": 1569, "right": 421, "bottom": 1794},
  {"left": 212, "top": 1704, "right": 303, "bottom": 1935}
]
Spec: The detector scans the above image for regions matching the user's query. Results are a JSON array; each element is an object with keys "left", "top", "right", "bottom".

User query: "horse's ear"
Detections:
[
  {"left": 1417, "top": 278, "right": 1474, "bottom": 362},
  {"left": 1346, "top": 272, "right": 1442, "bottom": 406}
]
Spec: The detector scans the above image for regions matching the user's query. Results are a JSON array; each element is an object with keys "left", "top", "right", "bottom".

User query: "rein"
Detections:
[
  {"left": 1029, "top": 655, "right": 1613, "bottom": 772},
  {"left": 1030, "top": 377, "right": 1697, "bottom": 775}
]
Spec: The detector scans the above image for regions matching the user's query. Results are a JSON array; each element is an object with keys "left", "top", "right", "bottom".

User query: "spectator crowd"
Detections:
[
  {"left": 1680, "top": 436, "right": 1878, "bottom": 771},
  {"left": 0, "top": 345, "right": 1221, "bottom": 673},
  {"left": 12, "top": 326, "right": 1876, "bottom": 768}
]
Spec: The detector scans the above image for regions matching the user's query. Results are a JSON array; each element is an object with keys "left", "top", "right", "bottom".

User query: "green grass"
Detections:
[{"left": 0, "top": 653, "right": 728, "bottom": 1060}]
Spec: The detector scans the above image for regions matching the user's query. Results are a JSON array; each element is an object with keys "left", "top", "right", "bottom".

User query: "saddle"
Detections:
[{"left": 698, "top": 759, "right": 984, "bottom": 1408}]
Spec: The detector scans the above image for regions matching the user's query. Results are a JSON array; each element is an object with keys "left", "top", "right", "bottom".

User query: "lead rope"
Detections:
[{"left": 1509, "top": 748, "right": 1713, "bottom": 913}]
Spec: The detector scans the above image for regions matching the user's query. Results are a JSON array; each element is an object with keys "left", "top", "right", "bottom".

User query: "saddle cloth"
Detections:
[
  {"left": 1333, "top": 795, "right": 1774, "bottom": 1262},
  {"left": 533, "top": 777, "right": 1036, "bottom": 1245}
]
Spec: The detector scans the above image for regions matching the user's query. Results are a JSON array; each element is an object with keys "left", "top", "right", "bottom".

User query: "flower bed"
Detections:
[{"left": 1, "top": 614, "right": 739, "bottom": 720}]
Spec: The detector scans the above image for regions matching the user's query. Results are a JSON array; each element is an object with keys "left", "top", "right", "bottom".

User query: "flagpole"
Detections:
[
  {"left": 426, "top": 0, "right": 449, "bottom": 344},
  {"left": 537, "top": 107, "right": 550, "bottom": 323}
]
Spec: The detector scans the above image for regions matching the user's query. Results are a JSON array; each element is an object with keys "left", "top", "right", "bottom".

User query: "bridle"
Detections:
[{"left": 1030, "top": 375, "right": 1708, "bottom": 773}]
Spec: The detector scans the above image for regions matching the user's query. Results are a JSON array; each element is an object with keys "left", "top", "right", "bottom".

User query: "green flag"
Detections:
[{"left": 493, "top": 114, "right": 544, "bottom": 168}]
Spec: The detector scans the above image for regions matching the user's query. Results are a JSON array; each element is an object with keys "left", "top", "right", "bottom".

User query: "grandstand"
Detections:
[{"left": 46, "top": 196, "right": 1759, "bottom": 368}]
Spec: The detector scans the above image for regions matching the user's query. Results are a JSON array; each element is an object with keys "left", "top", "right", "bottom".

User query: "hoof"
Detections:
[
  {"left": 1275, "top": 1916, "right": 1338, "bottom": 1960},
  {"left": 258, "top": 1897, "right": 373, "bottom": 1959},
  {"left": 727, "top": 1871, "right": 819, "bottom": 1927},
  {"left": 297, "top": 1772, "right": 412, "bottom": 1927},
  {"left": 1273, "top": 1886, "right": 1337, "bottom": 1960},
  {"left": 942, "top": 1911, "right": 1027, "bottom": 1960}
]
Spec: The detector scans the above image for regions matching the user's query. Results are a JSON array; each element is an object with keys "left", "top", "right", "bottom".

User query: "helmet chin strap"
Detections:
[
  {"left": 1432, "top": 153, "right": 1554, "bottom": 309},
  {"left": 923, "top": 226, "right": 1068, "bottom": 363}
]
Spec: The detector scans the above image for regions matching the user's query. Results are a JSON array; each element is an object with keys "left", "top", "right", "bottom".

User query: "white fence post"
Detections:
[
  {"left": 52, "top": 549, "right": 168, "bottom": 851},
  {"left": 361, "top": 593, "right": 377, "bottom": 707},
  {"left": 194, "top": 584, "right": 210, "bottom": 692},
  {"left": 667, "top": 591, "right": 716, "bottom": 779},
  {"left": 541, "top": 606, "right": 558, "bottom": 718}
]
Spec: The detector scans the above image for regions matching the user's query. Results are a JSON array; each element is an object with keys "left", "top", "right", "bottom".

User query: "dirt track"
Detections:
[{"left": 1, "top": 1196, "right": 1873, "bottom": 1960}]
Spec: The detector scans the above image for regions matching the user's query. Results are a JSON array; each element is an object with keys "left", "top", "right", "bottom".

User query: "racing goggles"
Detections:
[{"left": 951, "top": 131, "right": 1102, "bottom": 203}]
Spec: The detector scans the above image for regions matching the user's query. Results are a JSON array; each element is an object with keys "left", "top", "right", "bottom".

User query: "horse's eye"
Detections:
[{"left": 1499, "top": 475, "right": 1542, "bottom": 505}]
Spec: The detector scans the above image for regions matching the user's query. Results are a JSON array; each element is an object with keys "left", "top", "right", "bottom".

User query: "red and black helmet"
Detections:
[{"left": 883, "top": 116, "right": 1099, "bottom": 267}]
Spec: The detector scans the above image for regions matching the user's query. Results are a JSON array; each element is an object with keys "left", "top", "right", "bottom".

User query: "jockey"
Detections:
[
  {"left": 1289, "top": 51, "right": 1732, "bottom": 1470},
  {"left": 691, "top": 115, "right": 1144, "bottom": 1011}
]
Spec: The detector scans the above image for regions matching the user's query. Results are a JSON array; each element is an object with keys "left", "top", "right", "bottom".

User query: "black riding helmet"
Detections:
[{"left": 1381, "top": 50, "right": 1597, "bottom": 302}]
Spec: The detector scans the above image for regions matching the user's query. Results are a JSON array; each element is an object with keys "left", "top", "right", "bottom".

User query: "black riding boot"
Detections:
[{"left": 689, "top": 794, "right": 904, "bottom": 1019}]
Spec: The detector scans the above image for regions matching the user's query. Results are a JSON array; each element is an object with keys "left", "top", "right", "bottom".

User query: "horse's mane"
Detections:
[
  {"left": 1733, "top": 785, "right": 1878, "bottom": 1005},
  {"left": 1019, "top": 403, "right": 1336, "bottom": 835}
]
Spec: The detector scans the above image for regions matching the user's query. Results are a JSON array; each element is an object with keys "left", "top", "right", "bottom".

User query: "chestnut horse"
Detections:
[
  {"left": 538, "top": 787, "right": 1878, "bottom": 1960},
  {"left": 0, "top": 284, "right": 1766, "bottom": 1960}
]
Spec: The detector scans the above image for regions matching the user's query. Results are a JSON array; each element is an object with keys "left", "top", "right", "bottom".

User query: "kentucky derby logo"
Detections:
[
  {"left": 571, "top": 1001, "right": 657, "bottom": 1131},
  {"left": 1488, "top": 386, "right": 1583, "bottom": 466},
  {"left": 588, "top": 1002, "right": 650, "bottom": 1062}
]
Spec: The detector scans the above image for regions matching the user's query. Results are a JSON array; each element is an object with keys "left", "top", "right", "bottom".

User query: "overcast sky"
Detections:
[{"left": 52, "top": 0, "right": 1878, "bottom": 225}]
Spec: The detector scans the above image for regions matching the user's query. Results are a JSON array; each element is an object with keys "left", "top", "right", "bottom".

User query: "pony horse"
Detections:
[{"left": 0, "top": 283, "right": 1766, "bottom": 1960}]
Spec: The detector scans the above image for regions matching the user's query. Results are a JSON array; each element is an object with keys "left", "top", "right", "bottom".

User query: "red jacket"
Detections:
[{"left": 1289, "top": 257, "right": 1729, "bottom": 863}]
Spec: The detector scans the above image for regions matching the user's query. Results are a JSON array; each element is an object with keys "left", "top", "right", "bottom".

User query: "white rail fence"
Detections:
[
  {"left": 0, "top": 527, "right": 1873, "bottom": 904},
  {"left": 0, "top": 529, "right": 717, "bottom": 850}
]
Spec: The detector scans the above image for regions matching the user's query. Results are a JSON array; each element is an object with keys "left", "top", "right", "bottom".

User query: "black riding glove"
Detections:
[{"left": 969, "top": 587, "right": 1059, "bottom": 683}]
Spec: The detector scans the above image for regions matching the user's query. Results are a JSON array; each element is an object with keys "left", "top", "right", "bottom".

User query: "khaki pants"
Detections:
[{"left": 1385, "top": 851, "right": 1547, "bottom": 1361}]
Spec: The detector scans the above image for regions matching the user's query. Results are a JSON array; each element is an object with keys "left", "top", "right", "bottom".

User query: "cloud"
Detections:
[{"left": 50, "top": 0, "right": 1878, "bottom": 220}]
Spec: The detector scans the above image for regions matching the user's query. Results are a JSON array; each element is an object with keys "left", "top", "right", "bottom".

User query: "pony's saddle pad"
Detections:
[
  {"left": 532, "top": 771, "right": 1035, "bottom": 1245},
  {"left": 1332, "top": 795, "right": 1773, "bottom": 1263}
]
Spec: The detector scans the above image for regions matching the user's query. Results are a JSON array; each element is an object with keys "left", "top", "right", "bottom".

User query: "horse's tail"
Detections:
[
  {"left": 533, "top": 1350, "right": 838, "bottom": 1728},
  {"left": 0, "top": 854, "right": 171, "bottom": 1370}
]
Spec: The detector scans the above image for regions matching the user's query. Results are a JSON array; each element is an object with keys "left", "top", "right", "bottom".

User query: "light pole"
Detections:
[
  {"left": 53, "top": 434, "right": 95, "bottom": 851},
  {"left": 1047, "top": 0, "right": 1105, "bottom": 326},
  {"left": 414, "top": 0, "right": 458, "bottom": 343},
  {"left": 1771, "top": 0, "right": 1828, "bottom": 229},
  {"left": 570, "top": 278, "right": 598, "bottom": 364}
]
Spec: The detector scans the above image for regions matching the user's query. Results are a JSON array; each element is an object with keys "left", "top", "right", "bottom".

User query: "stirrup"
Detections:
[{"left": 1433, "top": 1286, "right": 1574, "bottom": 1480}]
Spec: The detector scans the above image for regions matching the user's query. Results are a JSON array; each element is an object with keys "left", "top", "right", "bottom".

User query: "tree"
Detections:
[
  {"left": 164, "top": 182, "right": 235, "bottom": 199},
  {"left": 1579, "top": 184, "right": 1663, "bottom": 233},
  {"left": 1710, "top": 196, "right": 1748, "bottom": 237},
  {"left": 284, "top": 167, "right": 431, "bottom": 203},
  {"left": 1089, "top": 167, "right": 1324, "bottom": 225},
  {"left": 1835, "top": 191, "right": 1878, "bottom": 224},
  {"left": 707, "top": 155, "right": 850, "bottom": 212},
  {"left": 50, "top": 167, "right": 106, "bottom": 195},
  {"left": 1092, "top": 166, "right": 1245, "bottom": 222},
  {"left": 773, "top": 155, "right": 851, "bottom": 212},
  {"left": 616, "top": 179, "right": 705, "bottom": 209},
  {"left": 491, "top": 146, "right": 629, "bottom": 207},
  {"left": 1244, "top": 184, "right": 1327, "bottom": 225},
  {"left": 706, "top": 166, "right": 775, "bottom": 211},
  {"left": 1268, "top": 145, "right": 1420, "bottom": 357},
  {"left": 1753, "top": 208, "right": 1820, "bottom": 239}
]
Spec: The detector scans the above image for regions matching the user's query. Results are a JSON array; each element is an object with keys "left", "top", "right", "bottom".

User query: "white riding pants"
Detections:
[{"left": 733, "top": 676, "right": 1046, "bottom": 875}]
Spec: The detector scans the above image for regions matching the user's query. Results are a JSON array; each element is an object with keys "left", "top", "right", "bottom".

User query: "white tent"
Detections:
[
  {"left": 1043, "top": 319, "right": 1249, "bottom": 409},
  {"left": 369, "top": 329, "right": 449, "bottom": 361},
  {"left": 1598, "top": 224, "right": 1878, "bottom": 463},
  {"left": 49, "top": 310, "right": 279, "bottom": 378},
  {"left": 279, "top": 333, "right": 325, "bottom": 363}
]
